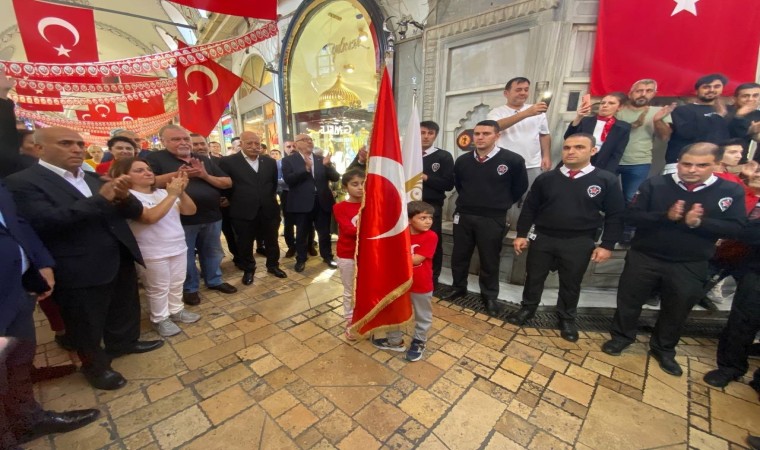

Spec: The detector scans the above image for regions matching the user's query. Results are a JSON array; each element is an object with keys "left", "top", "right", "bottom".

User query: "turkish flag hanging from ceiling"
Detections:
[
  {"left": 167, "top": 0, "right": 276, "bottom": 20},
  {"left": 12, "top": 0, "right": 99, "bottom": 63},
  {"left": 77, "top": 104, "right": 127, "bottom": 122},
  {"left": 121, "top": 75, "right": 166, "bottom": 118},
  {"left": 176, "top": 41, "right": 243, "bottom": 136},
  {"left": 15, "top": 85, "right": 63, "bottom": 112},
  {"left": 590, "top": 0, "right": 760, "bottom": 96},
  {"left": 349, "top": 68, "right": 414, "bottom": 338}
]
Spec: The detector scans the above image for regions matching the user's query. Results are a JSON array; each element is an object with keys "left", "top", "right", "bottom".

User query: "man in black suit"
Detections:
[
  {"left": 0, "top": 181, "right": 101, "bottom": 447},
  {"left": 5, "top": 127, "right": 163, "bottom": 391},
  {"left": 281, "top": 134, "right": 340, "bottom": 272},
  {"left": 218, "top": 131, "right": 286, "bottom": 285}
]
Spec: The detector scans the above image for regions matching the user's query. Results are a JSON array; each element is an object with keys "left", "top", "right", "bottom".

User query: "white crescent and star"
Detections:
[
  {"left": 184, "top": 65, "right": 219, "bottom": 103},
  {"left": 94, "top": 104, "right": 110, "bottom": 117},
  {"left": 81, "top": 113, "right": 91, "bottom": 120},
  {"left": 367, "top": 155, "right": 408, "bottom": 240},
  {"left": 672, "top": 0, "right": 698, "bottom": 16},
  {"left": 37, "top": 17, "right": 80, "bottom": 57}
]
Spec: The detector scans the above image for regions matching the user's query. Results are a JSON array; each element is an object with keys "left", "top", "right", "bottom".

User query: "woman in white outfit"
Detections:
[{"left": 110, "top": 157, "right": 201, "bottom": 336}]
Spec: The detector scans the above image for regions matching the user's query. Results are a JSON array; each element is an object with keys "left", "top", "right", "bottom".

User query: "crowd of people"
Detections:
[{"left": 2, "top": 67, "right": 760, "bottom": 448}]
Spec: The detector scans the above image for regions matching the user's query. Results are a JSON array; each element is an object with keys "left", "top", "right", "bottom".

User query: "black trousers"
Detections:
[
  {"left": 54, "top": 247, "right": 141, "bottom": 373},
  {"left": 716, "top": 271, "right": 760, "bottom": 376},
  {"left": 451, "top": 213, "right": 507, "bottom": 301},
  {"left": 293, "top": 196, "right": 332, "bottom": 264},
  {"left": 231, "top": 213, "right": 281, "bottom": 271},
  {"left": 0, "top": 285, "right": 41, "bottom": 447},
  {"left": 611, "top": 249, "right": 707, "bottom": 357},
  {"left": 220, "top": 206, "right": 239, "bottom": 261},
  {"left": 430, "top": 202, "right": 444, "bottom": 283},
  {"left": 522, "top": 234, "right": 595, "bottom": 320},
  {"left": 279, "top": 190, "right": 296, "bottom": 250}
]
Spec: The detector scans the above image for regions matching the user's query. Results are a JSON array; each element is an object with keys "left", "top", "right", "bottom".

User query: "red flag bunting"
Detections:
[
  {"left": 590, "top": 0, "right": 760, "bottom": 96},
  {"left": 176, "top": 41, "right": 242, "bottom": 136},
  {"left": 349, "top": 68, "right": 414, "bottom": 337},
  {"left": 15, "top": 85, "right": 63, "bottom": 112},
  {"left": 122, "top": 75, "right": 166, "bottom": 118},
  {"left": 77, "top": 104, "right": 128, "bottom": 122},
  {"left": 12, "top": 0, "right": 99, "bottom": 63},
  {"left": 167, "top": 0, "right": 276, "bottom": 20}
]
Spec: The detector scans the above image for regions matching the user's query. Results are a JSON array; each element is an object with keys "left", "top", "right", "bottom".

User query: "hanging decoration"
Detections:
[
  {"left": 11, "top": 87, "right": 171, "bottom": 106},
  {"left": 0, "top": 22, "right": 278, "bottom": 79},
  {"left": 17, "top": 108, "right": 178, "bottom": 133},
  {"left": 16, "top": 77, "right": 177, "bottom": 94}
]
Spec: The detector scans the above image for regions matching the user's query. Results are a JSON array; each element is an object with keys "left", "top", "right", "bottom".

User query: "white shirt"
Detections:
[
  {"left": 244, "top": 154, "right": 259, "bottom": 173},
  {"left": 423, "top": 147, "right": 439, "bottom": 157},
  {"left": 128, "top": 189, "right": 187, "bottom": 260},
  {"left": 38, "top": 160, "right": 92, "bottom": 197},
  {"left": 487, "top": 104, "right": 550, "bottom": 169},
  {"left": 0, "top": 210, "right": 29, "bottom": 274},
  {"left": 672, "top": 173, "right": 718, "bottom": 192},
  {"left": 560, "top": 164, "right": 595, "bottom": 179},
  {"left": 473, "top": 145, "right": 500, "bottom": 162},
  {"left": 298, "top": 151, "right": 316, "bottom": 181}
]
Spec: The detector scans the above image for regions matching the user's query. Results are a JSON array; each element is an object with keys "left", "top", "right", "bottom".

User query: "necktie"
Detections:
[
  {"left": 682, "top": 182, "right": 703, "bottom": 192},
  {"left": 568, "top": 170, "right": 580, "bottom": 179},
  {"left": 476, "top": 155, "right": 488, "bottom": 163}
]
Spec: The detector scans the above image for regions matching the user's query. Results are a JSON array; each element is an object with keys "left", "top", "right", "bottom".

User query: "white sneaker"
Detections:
[
  {"left": 154, "top": 319, "right": 182, "bottom": 337},
  {"left": 170, "top": 310, "right": 201, "bottom": 324},
  {"left": 706, "top": 281, "right": 726, "bottom": 304}
]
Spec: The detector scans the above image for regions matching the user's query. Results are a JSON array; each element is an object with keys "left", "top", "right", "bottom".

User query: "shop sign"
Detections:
[{"left": 320, "top": 124, "right": 353, "bottom": 135}]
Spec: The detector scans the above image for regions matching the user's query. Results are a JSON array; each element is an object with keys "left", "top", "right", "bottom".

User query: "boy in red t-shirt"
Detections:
[
  {"left": 372, "top": 201, "right": 438, "bottom": 361},
  {"left": 332, "top": 169, "right": 365, "bottom": 341}
]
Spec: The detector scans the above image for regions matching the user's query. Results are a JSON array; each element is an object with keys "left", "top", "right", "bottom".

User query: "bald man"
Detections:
[
  {"left": 218, "top": 131, "right": 286, "bottom": 284},
  {"left": 5, "top": 127, "right": 163, "bottom": 390},
  {"left": 281, "top": 134, "right": 340, "bottom": 272}
]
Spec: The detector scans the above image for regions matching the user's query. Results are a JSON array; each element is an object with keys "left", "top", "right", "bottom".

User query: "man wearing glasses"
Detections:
[
  {"left": 145, "top": 125, "right": 236, "bottom": 305},
  {"left": 281, "top": 134, "right": 340, "bottom": 272}
]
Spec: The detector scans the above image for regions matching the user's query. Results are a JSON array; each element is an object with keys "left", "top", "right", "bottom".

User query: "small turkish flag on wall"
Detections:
[
  {"left": 176, "top": 42, "right": 243, "bottom": 136},
  {"left": 12, "top": 0, "right": 99, "bottom": 63},
  {"left": 590, "top": 0, "right": 760, "bottom": 96},
  {"left": 15, "top": 85, "right": 63, "bottom": 112},
  {"left": 167, "top": 0, "right": 276, "bottom": 20}
]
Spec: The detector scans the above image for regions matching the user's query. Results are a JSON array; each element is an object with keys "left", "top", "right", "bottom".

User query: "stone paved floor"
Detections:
[{"left": 24, "top": 256, "right": 760, "bottom": 450}]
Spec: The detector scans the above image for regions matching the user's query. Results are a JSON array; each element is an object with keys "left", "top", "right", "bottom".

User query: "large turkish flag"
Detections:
[
  {"left": 15, "top": 85, "right": 63, "bottom": 112},
  {"left": 122, "top": 75, "right": 166, "bottom": 118},
  {"left": 176, "top": 42, "right": 242, "bottom": 136},
  {"left": 590, "top": 0, "right": 760, "bottom": 96},
  {"left": 12, "top": 0, "right": 99, "bottom": 63},
  {"left": 167, "top": 0, "right": 276, "bottom": 20},
  {"left": 349, "top": 68, "right": 414, "bottom": 338}
]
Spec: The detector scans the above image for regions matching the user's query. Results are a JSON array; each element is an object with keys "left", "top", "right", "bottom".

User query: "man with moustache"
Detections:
[
  {"left": 727, "top": 82, "right": 760, "bottom": 162},
  {"left": 281, "top": 134, "right": 340, "bottom": 272},
  {"left": 663, "top": 74, "right": 734, "bottom": 174},
  {"left": 190, "top": 133, "right": 210, "bottom": 158},
  {"left": 616, "top": 79, "right": 674, "bottom": 203},
  {"left": 278, "top": 140, "right": 299, "bottom": 257},
  {"left": 146, "top": 125, "right": 236, "bottom": 306},
  {"left": 218, "top": 131, "right": 286, "bottom": 285}
]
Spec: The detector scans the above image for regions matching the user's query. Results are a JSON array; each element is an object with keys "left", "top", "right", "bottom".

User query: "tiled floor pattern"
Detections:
[{"left": 25, "top": 257, "right": 760, "bottom": 450}]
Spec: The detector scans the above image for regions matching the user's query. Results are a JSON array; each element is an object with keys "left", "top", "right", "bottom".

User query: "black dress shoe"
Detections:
[
  {"left": 703, "top": 369, "right": 742, "bottom": 388},
  {"left": 242, "top": 271, "right": 254, "bottom": 285},
  {"left": 285, "top": 247, "right": 296, "bottom": 258},
  {"left": 17, "top": 409, "right": 100, "bottom": 443},
  {"left": 507, "top": 307, "right": 536, "bottom": 326},
  {"left": 748, "top": 435, "right": 760, "bottom": 450},
  {"left": 558, "top": 320, "right": 579, "bottom": 342},
  {"left": 208, "top": 282, "right": 238, "bottom": 294},
  {"left": 324, "top": 259, "right": 338, "bottom": 269},
  {"left": 601, "top": 339, "right": 631, "bottom": 356},
  {"left": 54, "top": 334, "right": 75, "bottom": 351},
  {"left": 485, "top": 298, "right": 507, "bottom": 317},
  {"left": 698, "top": 297, "right": 719, "bottom": 311},
  {"left": 267, "top": 267, "right": 287, "bottom": 278},
  {"left": 649, "top": 350, "right": 683, "bottom": 376},
  {"left": 294, "top": 261, "right": 305, "bottom": 272},
  {"left": 82, "top": 368, "right": 127, "bottom": 390},
  {"left": 107, "top": 340, "right": 164, "bottom": 358},
  {"left": 183, "top": 291, "right": 201, "bottom": 306},
  {"left": 308, "top": 244, "right": 318, "bottom": 257},
  {"left": 441, "top": 289, "right": 467, "bottom": 301}
]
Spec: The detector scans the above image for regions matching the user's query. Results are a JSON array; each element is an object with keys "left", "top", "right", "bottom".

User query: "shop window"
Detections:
[
  {"left": 239, "top": 55, "right": 273, "bottom": 98},
  {"left": 317, "top": 45, "right": 335, "bottom": 77}
]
